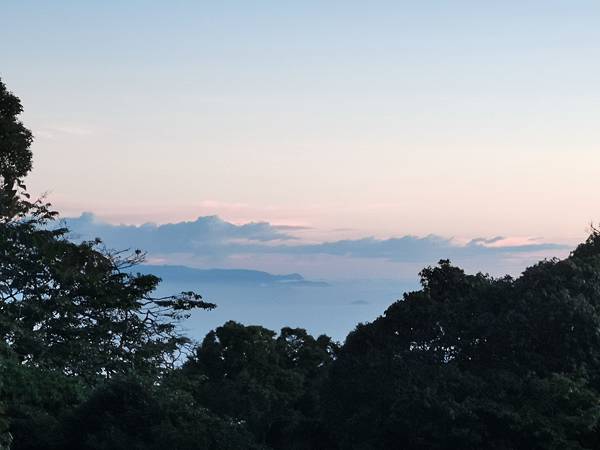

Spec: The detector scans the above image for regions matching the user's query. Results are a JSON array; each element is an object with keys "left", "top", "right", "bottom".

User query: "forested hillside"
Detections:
[{"left": 3, "top": 79, "right": 600, "bottom": 449}]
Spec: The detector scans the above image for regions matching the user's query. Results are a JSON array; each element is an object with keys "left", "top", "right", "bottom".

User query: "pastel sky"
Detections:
[{"left": 2, "top": 1, "right": 599, "bottom": 255}]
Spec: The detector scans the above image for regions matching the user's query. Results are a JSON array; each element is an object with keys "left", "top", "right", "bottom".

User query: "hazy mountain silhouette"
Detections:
[{"left": 135, "top": 264, "right": 329, "bottom": 287}]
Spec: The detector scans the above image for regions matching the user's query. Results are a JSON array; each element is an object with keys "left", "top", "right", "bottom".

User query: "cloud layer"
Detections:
[
  {"left": 256, "top": 235, "right": 565, "bottom": 262},
  {"left": 64, "top": 212, "right": 294, "bottom": 256},
  {"left": 61, "top": 213, "right": 569, "bottom": 279}
]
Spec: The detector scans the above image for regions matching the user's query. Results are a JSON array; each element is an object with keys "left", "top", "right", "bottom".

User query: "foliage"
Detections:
[
  {"left": 180, "top": 321, "right": 338, "bottom": 449},
  {"left": 324, "top": 246, "right": 600, "bottom": 449},
  {"left": 0, "top": 79, "right": 32, "bottom": 221},
  {"left": 0, "top": 78, "right": 215, "bottom": 448},
  {"left": 57, "top": 377, "right": 262, "bottom": 450}
]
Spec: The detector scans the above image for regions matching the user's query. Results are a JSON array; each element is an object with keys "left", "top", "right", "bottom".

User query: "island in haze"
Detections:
[{"left": 135, "top": 264, "right": 329, "bottom": 287}]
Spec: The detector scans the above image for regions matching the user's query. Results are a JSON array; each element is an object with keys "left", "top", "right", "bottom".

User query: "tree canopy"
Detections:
[
  {"left": 323, "top": 243, "right": 600, "bottom": 449},
  {"left": 0, "top": 78, "right": 216, "bottom": 449}
]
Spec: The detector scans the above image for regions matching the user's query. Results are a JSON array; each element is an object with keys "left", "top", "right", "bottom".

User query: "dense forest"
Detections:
[{"left": 3, "top": 78, "right": 600, "bottom": 450}]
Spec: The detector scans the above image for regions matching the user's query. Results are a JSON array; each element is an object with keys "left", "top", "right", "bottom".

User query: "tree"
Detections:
[
  {"left": 0, "top": 78, "right": 215, "bottom": 448},
  {"left": 0, "top": 79, "right": 32, "bottom": 220},
  {"left": 180, "top": 321, "right": 338, "bottom": 449},
  {"left": 59, "top": 377, "right": 263, "bottom": 450},
  {"left": 323, "top": 244, "right": 600, "bottom": 449}
]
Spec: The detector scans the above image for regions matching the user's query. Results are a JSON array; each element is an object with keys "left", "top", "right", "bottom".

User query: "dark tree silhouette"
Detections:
[
  {"left": 323, "top": 245, "right": 600, "bottom": 449},
  {"left": 180, "top": 321, "right": 338, "bottom": 449},
  {"left": 0, "top": 78, "right": 214, "bottom": 449},
  {"left": 0, "top": 79, "right": 32, "bottom": 220}
]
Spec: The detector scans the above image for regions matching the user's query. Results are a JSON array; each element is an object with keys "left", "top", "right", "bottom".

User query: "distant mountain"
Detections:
[{"left": 134, "top": 264, "right": 329, "bottom": 287}]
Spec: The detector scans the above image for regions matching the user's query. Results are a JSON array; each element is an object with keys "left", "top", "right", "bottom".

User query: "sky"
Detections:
[{"left": 2, "top": 1, "right": 599, "bottom": 278}]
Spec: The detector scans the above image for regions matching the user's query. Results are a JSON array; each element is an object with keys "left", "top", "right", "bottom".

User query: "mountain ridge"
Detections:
[{"left": 134, "top": 264, "right": 329, "bottom": 287}]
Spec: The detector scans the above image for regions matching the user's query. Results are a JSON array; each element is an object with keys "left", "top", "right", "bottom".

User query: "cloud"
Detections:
[
  {"left": 468, "top": 236, "right": 506, "bottom": 245},
  {"left": 61, "top": 214, "right": 569, "bottom": 270},
  {"left": 245, "top": 235, "right": 566, "bottom": 263},
  {"left": 36, "top": 125, "right": 95, "bottom": 139},
  {"left": 271, "top": 224, "right": 313, "bottom": 231},
  {"left": 62, "top": 213, "right": 296, "bottom": 256}
]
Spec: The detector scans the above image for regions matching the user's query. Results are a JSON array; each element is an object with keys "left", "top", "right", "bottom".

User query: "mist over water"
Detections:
[{"left": 152, "top": 278, "right": 417, "bottom": 342}]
